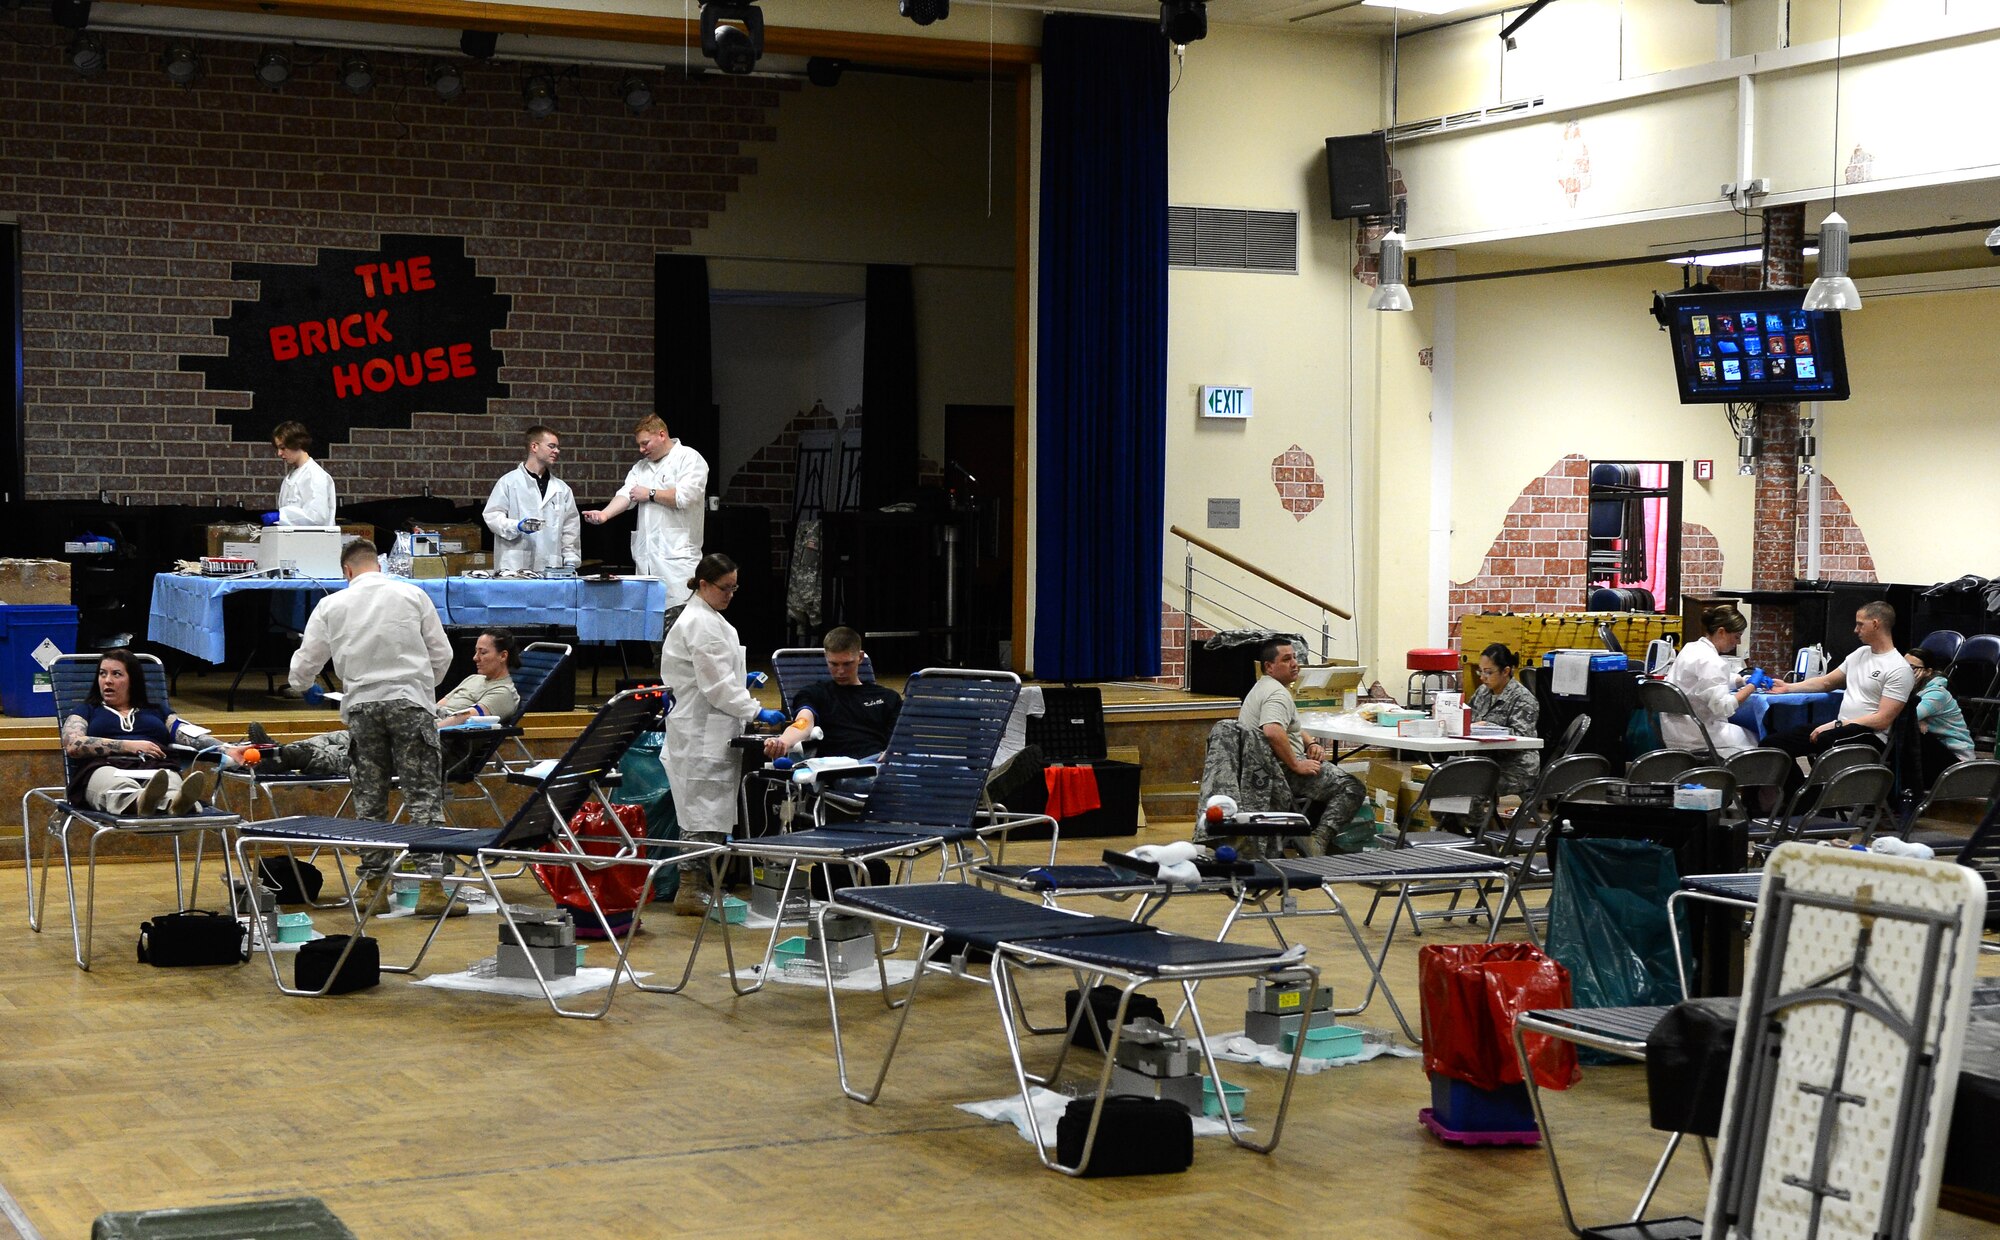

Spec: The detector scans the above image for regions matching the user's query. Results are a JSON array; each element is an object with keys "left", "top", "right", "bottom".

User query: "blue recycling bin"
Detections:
[{"left": 0, "top": 604, "right": 80, "bottom": 717}]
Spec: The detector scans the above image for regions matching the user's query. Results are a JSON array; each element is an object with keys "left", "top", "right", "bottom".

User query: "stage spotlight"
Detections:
[
  {"left": 701, "top": 2, "right": 764, "bottom": 76},
  {"left": 255, "top": 50, "right": 291, "bottom": 89},
  {"left": 522, "top": 73, "right": 557, "bottom": 118},
  {"left": 619, "top": 73, "right": 654, "bottom": 113},
  {"left": 428, "top": 62, "right": 465, "bottom": 101},
  {"left": 899, "top": 0, "right": 948, "bottom": 26},
  {"left": 161, "top": 42, "right": 201, "bottom": 87},
  {"left": 1160, "top": 0, "right": 1206, "bottom": 48},
  {"left": 66, "top": 31, "right": 104, "bottom": 76},
  {"left": 52, "top": 0, "right": 91, "bottom": 31},
  {"left": 340, "top": 55, "right": 375, "bottom": 95}
]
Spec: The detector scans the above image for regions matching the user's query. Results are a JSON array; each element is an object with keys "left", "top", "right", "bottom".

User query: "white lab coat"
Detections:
[
  {"left": 483, "top": 465, "right": 581, "bottom": 571},
  {"left": 623, "top": 442, "right": 708, "bottom": 603},
  {"left": 659, "top": 592, "right": 760, "bottom": 836},
  {"left": 276, "top": 457, "right": 337, "bottom": 526},
  {"left": 289, "top": 570, "right": 452, "bottom": 724},
  {"left": 1661, "top": 636, "right": 1758, "bottom": 757}
]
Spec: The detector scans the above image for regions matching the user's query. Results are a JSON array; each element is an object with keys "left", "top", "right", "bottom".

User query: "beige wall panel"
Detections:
[
  {"left": 1500, "top": 0, "right": 1623, "bottom": 103},
  {"left": 1398, "top": 17, "right": 1504, "bottom": 121},
  {"left": 1623, "top": 0, "right": 1723, "bottom": 75}
]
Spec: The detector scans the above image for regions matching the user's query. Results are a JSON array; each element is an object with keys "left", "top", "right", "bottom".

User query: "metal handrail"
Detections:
[{"left": 1170, "top": 526, "right": 1355, "bottom": 689}]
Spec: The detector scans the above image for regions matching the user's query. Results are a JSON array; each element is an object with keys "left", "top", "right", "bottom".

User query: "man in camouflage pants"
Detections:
[
  {"left": 288, "top": 540, "right": 455, "bottom": 911},
  {"left": 1236, "top": 639, "right": 1370, "bottom": 853}
]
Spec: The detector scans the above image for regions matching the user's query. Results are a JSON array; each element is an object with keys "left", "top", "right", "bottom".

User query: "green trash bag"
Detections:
[
  {"left": 1545, "top": 836, "right": 1685, "bottom": 1012},
  {"left": 1623, "top": 708, "right": 1661, "bottom": 765},
  {"left": 612, "top": 730, "right": 681, "bottom": 900}
]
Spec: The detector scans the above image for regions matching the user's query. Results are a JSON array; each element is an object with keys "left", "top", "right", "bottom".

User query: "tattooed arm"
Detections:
[{"left": 61, "top": 715, "right": 164, "bottom": 761}]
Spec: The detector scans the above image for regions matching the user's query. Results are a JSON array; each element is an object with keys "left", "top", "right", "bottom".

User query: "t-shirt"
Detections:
[
  {"left": 437, "top": 673, "right": 520, "bottom": 722},
  {"left": 1237, "top": 675, "right": 1299, "bottom": 749},
  {"left": 794, "top": 680, "right": 903, "bottom": 759},
  {"left": 1836, "top": 645, "right": 1915, "bottom": 736}
]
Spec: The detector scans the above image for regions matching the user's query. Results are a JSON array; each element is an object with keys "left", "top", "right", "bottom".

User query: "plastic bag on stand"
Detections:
[
  {"left": 1418, "top": 942, "right": 1580, "bottom": 1092},
  {"left": 1545, "top": 836, "right": 1685, "bottom": 1014}
]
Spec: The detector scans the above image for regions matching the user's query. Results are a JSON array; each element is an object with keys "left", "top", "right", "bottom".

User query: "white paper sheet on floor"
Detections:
[
  {"left": 411, "top": 966, "right": 640, "bottom": 998},
  {"left": 728, "top": 958, "right": 917, "bottom": 992},
  {"left": 1210, "top": 1029, "right": 1418, "bottom": 1074},
  {"left": 956, "top": 1086, "right": 1244, "bottom": 1145}
]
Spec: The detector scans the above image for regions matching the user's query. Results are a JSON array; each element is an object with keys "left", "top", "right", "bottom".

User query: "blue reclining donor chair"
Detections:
[
  {"left": 230, "top": 688, "right": 725, "bottom": 1018},
  {"left": 23, "top": 653, "right": 243, "bottom": 971}
]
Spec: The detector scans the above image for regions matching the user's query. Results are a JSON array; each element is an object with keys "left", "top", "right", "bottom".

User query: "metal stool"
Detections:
[{"left": 1406, "top": 647, "right": 1459, "bottom": 708}]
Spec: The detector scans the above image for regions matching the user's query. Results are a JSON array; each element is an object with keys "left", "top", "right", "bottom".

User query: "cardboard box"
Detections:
[
  {"left": 409, "top": 557, "right": 449, "bottom": 579},
  {"left": 421, "top": 523, "right": 485, "bottom": 556},
  {"left": 205, "top": 523, "right": 264, "bottom": 560},
  {"left": 0, "top": 559, "right": 72, "bottom": 606},
  {"left": 443, "top": 551, "right": 491, "bottom": 575}
]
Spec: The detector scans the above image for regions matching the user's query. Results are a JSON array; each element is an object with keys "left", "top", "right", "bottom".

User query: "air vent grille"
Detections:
[{"left": 1168, "top": 206, "right": 1298, "bottom": 274}]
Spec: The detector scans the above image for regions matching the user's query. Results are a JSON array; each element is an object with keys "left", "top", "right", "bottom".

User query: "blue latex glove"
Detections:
[
  {"left": 745, "top": 671, "right": 769, "bottom": 689},
  {"left": 755, "top": 708, "right": 787, "bottom": 727},
  {"left": 1745, "top": 668, "right": 1774, "bottom": 691},
  {"left": 517, "top": 518, "right": 542, "bottom": 534},
  {"left": 260, "top": 512, "right": 281, "bottom": 526},
  {"left": 302, "top": 685, "right": 327, "bottom": 706},
  {"left": 773, "top": 756, "right": 793, "bottom": 771}
]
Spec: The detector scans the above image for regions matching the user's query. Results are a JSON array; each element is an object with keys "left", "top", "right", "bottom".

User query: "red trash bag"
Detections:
[
  {"left": 533, "top": 801, "right": 653, "bottom": 937},
  {"left": 1418, "top": 942, "right": 1580, "bottom": 1092}
]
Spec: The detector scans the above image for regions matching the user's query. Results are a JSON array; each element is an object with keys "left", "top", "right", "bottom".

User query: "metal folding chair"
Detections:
[
  {"left": 1626, "top": 748, "right": 1701, "bottom": 785},
  {"left": 1755, "top": 763, "right": 1895, "bottom": 856},
  {"left": 1366, "top": 756, "right": 1499, "bottom": 934},
  {"left": 1479, "top": 753, "right": 1613, "bottom": 943},
  {"left": 1899, "top": 758, "right": 2000, "bottom": 847},
  {"left": 1636, "top": 678, "right": 1723, "bottom": 766},
  {"left": 770, "top": 646, "right": 876, "bottom": 713},
  {"left": 22, "top": 654, "right": 243, "bottom": 971}
]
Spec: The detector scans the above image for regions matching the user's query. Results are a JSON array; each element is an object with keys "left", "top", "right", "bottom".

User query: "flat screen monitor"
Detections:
[{"left": 1661, "top": 288, "right": 1850, "bottom": 404}]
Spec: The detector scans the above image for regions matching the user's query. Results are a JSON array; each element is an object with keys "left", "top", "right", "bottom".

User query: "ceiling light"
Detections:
[
  {"left": 619, "top": 74, "right": 653, "bottom": 113},
  {"left": 52, "top": 0, "right": 91, "bottom": 30},
  {"left": 428, "top": 62, "right": 465, "bottom": 101},
  {"left": 700, "top": 2, "right": 764, "bottom": 75},
  {"left": 522, "top": 73, "right": 557, "bottom": 118},
  {"left": 161, "top": 42, "right": 201, "bottom": 88},
  {"left": 1160, "top": 0, "right": 1206, "bottom": 48},
  {"left": 340, "top": 55, "right": 375, "bottom": 95},
  {"left": 1358, "top": 0, "right": 1478, "bottom": 16},
  {"left": 65, "top": 31, "right": 104, "bottom": 76},
  {"left": 1802, "top": 212, "right": 1862, "bottom": 311},
  {"left": 255, "top": 50, "right": 291, "bottom": 89},
  {"left": 899, "top": 0, "right": 948, "bottom": 25},
  {"left": 1663, "top": 246, "right": 1818, "bottom": 267},
  {"left": 1986, "top": 223, "right": 2000, "bottom": 257},
  {"left": 1369, "top": 231, "right": 1414, "bottom": 312}
]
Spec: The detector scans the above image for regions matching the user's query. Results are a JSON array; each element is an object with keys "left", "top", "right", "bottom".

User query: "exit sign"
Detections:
[{"left": 1200, "top": 385, "right": 1253, "bottom": 419}]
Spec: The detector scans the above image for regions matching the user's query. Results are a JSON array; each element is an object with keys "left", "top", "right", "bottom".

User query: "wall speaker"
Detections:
[{"left": 1324, "top": 131, "right": 1391, "bottom": 221}]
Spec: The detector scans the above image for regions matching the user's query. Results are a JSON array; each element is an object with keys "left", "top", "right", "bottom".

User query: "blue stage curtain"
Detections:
[{"left": 1033, "top": 14, "right": 1169, "bottom": 681}]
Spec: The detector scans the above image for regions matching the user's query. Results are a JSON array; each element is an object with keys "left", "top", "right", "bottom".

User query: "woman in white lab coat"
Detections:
[
  {"left": 1662, "top": 603, "right": 1759, "bottom": 758},
  {"left": 659, "top": 552, "right": 783, "bottom": 913},
  {"left": 482, "top": 431, "right": 581, "bottom": 570}
]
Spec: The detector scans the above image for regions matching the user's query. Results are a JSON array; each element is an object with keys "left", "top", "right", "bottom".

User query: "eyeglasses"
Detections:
[{"left": 707, "top": 581, "right": 740, "bottom": 595}]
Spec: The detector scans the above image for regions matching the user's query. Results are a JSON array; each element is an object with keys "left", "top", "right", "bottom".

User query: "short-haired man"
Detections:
[
  {"left": 483, "top": 426, "right": 581, "bottom": 571},
  {"left": 289, "top": 539, "right": 456, "bottom": 912},
  {"left": 761, "top": 627, "right": 901, "bottom": 762},
  {"left": 1237, "top": 638, "right": 1369, "bottom": 853},
  {"left": 267, "top": 421, "right": 336, "bottom": 526},
  {"left": 1767, "top": 600, "right": 1914, "bottom": 785},
  {"left": 582, "top": 415, "right": 708, "bottom": 607}
]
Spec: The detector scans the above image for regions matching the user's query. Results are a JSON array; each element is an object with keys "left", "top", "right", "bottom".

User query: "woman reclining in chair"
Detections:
[
  {"left": 62, "top": 649, "right": 216, "bottom": 816},
  {"left": 219, "top": 628, "right": 521, "bottom": 778}
]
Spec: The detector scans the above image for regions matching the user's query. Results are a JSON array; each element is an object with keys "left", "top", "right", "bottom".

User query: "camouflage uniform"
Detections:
[
  {"left": 346, "top": 700, "right": 445, "bottom": 877},
  {"left": 1199, "top": 720, "right": 1370, "bottom": 855},
  {"left": 1470, "top": 678, "right": 1542, "bottom": 796}
]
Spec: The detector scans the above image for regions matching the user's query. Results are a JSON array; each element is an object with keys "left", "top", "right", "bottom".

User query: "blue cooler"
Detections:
[
  {"left": 1539, "top": 649, "right": 1628, "bottom": 699},
  {"left": 0, "top": 605, "right": 80, "bottom": 717}
]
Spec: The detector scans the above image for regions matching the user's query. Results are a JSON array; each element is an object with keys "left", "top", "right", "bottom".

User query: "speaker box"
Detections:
[{"left": 1325, "top": 132, "right": 1391, "bottom": 220}]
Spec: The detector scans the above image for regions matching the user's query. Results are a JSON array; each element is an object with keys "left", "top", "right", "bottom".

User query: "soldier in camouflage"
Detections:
[
  {"left": 1469, "top": 643, "right": 1542, "bottom": 796},
  {"left": 1231, "top": 639, "right": 1370, "bottom": 854}
]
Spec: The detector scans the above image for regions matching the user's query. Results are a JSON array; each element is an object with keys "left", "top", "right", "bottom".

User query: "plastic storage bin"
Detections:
[
  {"left": 0, "top": 604, "right": 79, "bottom": 717},
  {"left": 1420, "top": 1073, "right": 1540, "bottom": 1146}
]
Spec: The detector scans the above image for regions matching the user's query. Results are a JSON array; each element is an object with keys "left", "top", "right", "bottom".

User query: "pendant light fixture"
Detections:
[{"left": 1803, "top": 0, "right": 1861, "bottom": 312}]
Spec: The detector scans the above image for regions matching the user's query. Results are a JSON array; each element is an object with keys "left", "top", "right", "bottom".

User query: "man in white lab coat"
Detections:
[
  {"left": 582, "top": 415, "right": 707, "bottom": 606},
  {"left": 266, "top": 420, "right": 336, "bottom": 526},
  {"left": 289, "top": 538, "right": 457, "bottom": 913},
  {"left": 483, "top": 425, "right": 581, "bottom": 571}
]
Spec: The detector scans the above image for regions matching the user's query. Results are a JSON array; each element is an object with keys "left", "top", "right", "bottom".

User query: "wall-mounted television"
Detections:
[{"left": 1660, "top": 288, "right": 1850, "bottom": 404}]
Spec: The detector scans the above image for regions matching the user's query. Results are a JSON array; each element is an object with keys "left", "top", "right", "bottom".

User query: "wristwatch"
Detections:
[{"left": 647, "top": 488, "right": 656, "bottom": 502}]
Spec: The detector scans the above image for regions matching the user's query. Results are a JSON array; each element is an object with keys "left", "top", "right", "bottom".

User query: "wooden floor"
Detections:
[{"left": 4, "top": 846, "right": 1995, "bottom": 1239}]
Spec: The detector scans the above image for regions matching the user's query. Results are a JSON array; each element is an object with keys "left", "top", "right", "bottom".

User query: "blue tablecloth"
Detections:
[
  {"left": 149, "top": 574, "right": 667, "bottom": 664},
  {"left": 1729, "top": 691, "right": 1842, "bottom": 740}
]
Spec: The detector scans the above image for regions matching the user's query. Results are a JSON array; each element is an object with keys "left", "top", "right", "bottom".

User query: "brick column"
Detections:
[{"left": 1749, "top": 204, "right": 1806, "bottom": 668}]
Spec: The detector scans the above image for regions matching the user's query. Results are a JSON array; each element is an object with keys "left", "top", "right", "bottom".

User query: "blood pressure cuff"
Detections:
[{"left": 1644, "top": 996, "right": 1740, "bottom": 1137}]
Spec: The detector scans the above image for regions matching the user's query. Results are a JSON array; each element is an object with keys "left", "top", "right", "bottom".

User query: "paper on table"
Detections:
[{"left": 1550, "top": 650, "right": 1592, "bottom": 697}]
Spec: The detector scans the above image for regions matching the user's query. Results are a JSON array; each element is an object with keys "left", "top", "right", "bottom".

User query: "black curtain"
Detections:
[
  {"left": 1032, "top": 15, "right": 1169, "bottom": 680},
  {"left": 654, "top": 253, "right": 717, "bottom": 470},
  {"left": 861, "top": 264, "right": 918, "bottom": 509},
  {"left": 2, "top": 224, "right": 21, "bottom": 508}
]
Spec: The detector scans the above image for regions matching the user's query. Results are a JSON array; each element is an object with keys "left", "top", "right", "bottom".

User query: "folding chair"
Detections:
[
  {"left": 711, "top": 668, "right": 1058, "bottom": 993},
  {"left": 1626, "top": 748, "right": 1701, "bottom": 785},
  {"left": 1755, "top": 763, "right": 1895, "bottom": 856},
  {"left": 230, "top": 688, "right": 724, "bottom": 1018},
  {"left": 437, "top": 640, "right": 572, "bottom": 826},
  {"left": 22, "top": 654, "right": 243, "bottom": 971},
  {"left": 1673, "top": 765, "right": 1740, "bottom": 821},
  {"left": 1917, "top": 629, "right": 1964, "bottom": 664},
  {"left": 1900, "top": 758, "right": 2000, "bottom": 846},
  {"left": 770, "top": 646, "right": 875, "bottom": 713},
  {"left": 1636, "top": 679, "right": 1721, "bottom": 766},
  {"left": 1365, "top": 756, "right": 1499, "bottom": 934},
  {"left": 1746, "top": 742, "right": 1879, "bottom": 841},
  {"left": 1479, "top": 755, "right": 1614, "bottom": 944},
  {"left": 816, "top": 881, "right": 1317, "bottom": 1173},
  {"left": 1724, "top": 746, "right": 1793, "bottom": 820}
]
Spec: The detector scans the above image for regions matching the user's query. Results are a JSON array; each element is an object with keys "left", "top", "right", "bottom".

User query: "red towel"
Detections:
[{"left": 1043, "top": 764, "right": 1102, "bottom": 819}]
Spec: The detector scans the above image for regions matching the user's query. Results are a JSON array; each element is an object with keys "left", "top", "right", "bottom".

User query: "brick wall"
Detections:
[
  {"left": 1271, "top": 444, "right": 1325, "bottom": 520},
  {"left": 1447, "top": 453, "right": 1591, "bottom": 634},
  {"left": 1154, "top": 599, "right": 1219, "bottom": 688},
  {"left": 1746, "top": 203, "right": 1806, "bottom": 667},
  {"left": 1682, "top": 521, "right": 1724, "bottom": 593},
  {"left": 0, "top": 13, "right": 793, "bottom": 507},
  {"left": 1800, "top": 475, "right": 1877, "bottom": 582}
]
